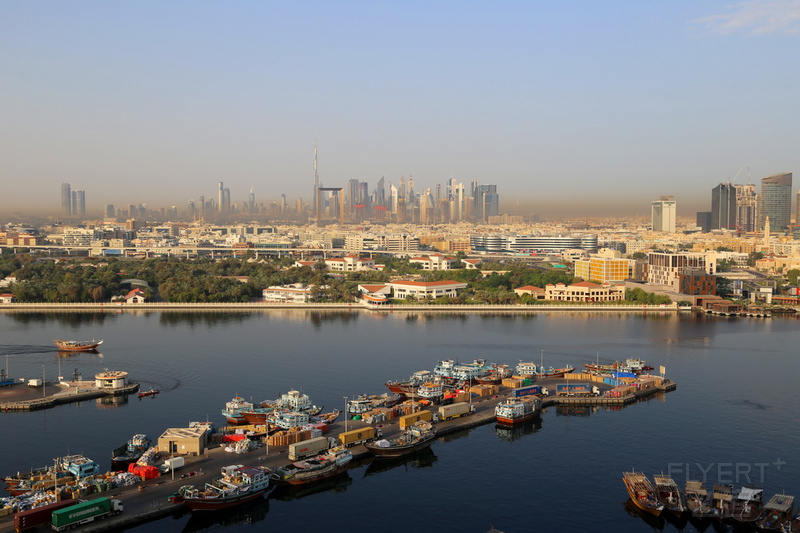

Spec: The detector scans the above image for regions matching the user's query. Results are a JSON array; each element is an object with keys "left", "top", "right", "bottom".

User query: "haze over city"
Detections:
[{"left": 2, "top": 1, "right": 799, "bottom": 218}]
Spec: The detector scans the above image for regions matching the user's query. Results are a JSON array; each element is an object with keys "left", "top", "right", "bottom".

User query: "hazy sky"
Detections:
[{"left": 2, "top": 1, "right": 798, "bottom": 217}]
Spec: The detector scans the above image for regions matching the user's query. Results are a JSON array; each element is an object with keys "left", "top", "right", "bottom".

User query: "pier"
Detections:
[
  {"left": 0, "top": 377, "right": 675, "bottom": 533},
  {"left": 0, "top": 380, "right": 139, "bottom": 412}
]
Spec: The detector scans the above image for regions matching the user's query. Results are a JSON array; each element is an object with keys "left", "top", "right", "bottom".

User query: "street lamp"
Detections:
[{"left": 343, "top": 396, "right": 348, "bottom": 432}]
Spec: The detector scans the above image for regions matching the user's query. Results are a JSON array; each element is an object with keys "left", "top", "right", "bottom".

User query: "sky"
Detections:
[{"left": 1, "top": 1, "right": 799, "bottom": 218}]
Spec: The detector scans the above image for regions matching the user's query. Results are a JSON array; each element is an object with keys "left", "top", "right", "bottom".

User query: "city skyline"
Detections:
[{"left": 2, "top": 2, "right": 799, "bottom": 216}]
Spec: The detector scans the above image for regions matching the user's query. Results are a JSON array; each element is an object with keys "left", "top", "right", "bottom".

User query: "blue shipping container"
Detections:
[
  {"left": 512, "top": 385, "right": 542, "bottom": 397},
  {"left": 612, "top": 372, "right": 636, "bottom": 379}
]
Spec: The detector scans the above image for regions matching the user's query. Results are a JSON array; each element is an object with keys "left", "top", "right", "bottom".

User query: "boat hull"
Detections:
[
  {"left": 183, "top": 488, "right": 268, "bottom": 511},
  {"left": 364, "top": 434, "right": 436, "bottom": 459},
  {"left": 53, "top": 340, "right": 103, "bottom": 352},
  {"left": 495, "top": 411, "right": 540, "bottom": 426}
]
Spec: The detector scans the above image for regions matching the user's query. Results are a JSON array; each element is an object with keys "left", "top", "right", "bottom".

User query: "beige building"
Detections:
[
  {"left": 647, "top": 252, "right": 716, "bottom": 290},
  {"left": 325, "top": 255, "right": 376, "bottom": 272},
  {"left": 513, "top": 286, "right": 546, "bottom": 299},
  {"left": 158, "top": 427, "right": 208, "bottom": 456},
  {"left": 409, "top": 254, "right": 456, "bottom": 270},
  {"left": 262, "top": 284, "right": 316, "bottom": 303},
  {"left": 544, "top": 281, "right": 625, "bottom": 302}
]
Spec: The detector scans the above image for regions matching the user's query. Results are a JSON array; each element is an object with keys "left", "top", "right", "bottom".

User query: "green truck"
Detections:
[{"left": 51, "top": 497, "right": 123, "bottom": 531}]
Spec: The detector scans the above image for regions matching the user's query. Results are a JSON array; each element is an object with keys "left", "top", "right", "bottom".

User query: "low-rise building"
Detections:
[
  {"left": 544, "top": 281, "right": 625, "bottom": 302},
  {"left": 325, "top": 255, "right": 377, "bottom": 272},
  {"left": 125, "top": 289, "right": 147, "bottom": 304},
  {"left": 263, "top": 284, "right": 316, "bottom": 303},
  {"left": 388, "top": 280, "right": 468, "bottom": 299},
  {"left": 409, "top": 254, "right": 456, "bottom": 271},
  {"left": 513, "top": 286, "right": 546, "bottom": 300},
  {"left": 0, "top": 293, "right": 16, "bottom": 303}
]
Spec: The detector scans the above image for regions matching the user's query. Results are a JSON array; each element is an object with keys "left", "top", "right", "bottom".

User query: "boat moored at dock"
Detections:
[
  {"left": 271, "top": 446, "right": 353, "bottom": 485},
  {"left": 653, "top": 474, "right": 685, "bottom": 515},
  {"left": 755, "top": 493, "right": 795, "bottom": 531},
  {"left": 495, "top": 396, "right": 542, "bottom": 426},
  {"left": 685, "top": 480, "right": 714, "bottom": 518},
  {"left": 111, "top": 434, "right": 151, "bottom": 471},
  {"left": 364, "top": 421, "right": 437, "bottom": 458},
  {"left": 731, "top": 484, "right": 764, "bottom": 523},
  {"left": 181, "top": 464, "right": 271, "bottom": 511},
  {"left": 623, "top": 471, "right": 664, "bottom": 516}
]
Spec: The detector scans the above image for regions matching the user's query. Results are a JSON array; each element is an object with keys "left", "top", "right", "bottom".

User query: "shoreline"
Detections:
[{"left": 0, "top": 302, "right": 681, "bottom": 313}]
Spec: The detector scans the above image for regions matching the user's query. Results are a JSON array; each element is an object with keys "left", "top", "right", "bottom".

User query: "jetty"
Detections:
[{"left": 0, "top": 371, "right": 139, "bottom": 412}]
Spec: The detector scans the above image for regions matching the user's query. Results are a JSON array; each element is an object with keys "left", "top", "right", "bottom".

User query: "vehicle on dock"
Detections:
[
  {"left": 685, "top": 479, "right": 714, "bottom": 518},
  {"left": 511, "top": 384, "right": 548, "bottom": 398},
  {"left": 338, "top": 427, "right": 380, "bottom": 448},
  {"left": 181, "top": 465, "right": 271, "bottom": 512},
  {"left": 51, "top": 497, "right": 123, "bottom": 531},
  {"left": 622, "top": 471, "right": 663, "bottom": 516},
  {"left": 111, "top": 434, "right": 151, "bottom": 471},
  {"left": 270, "top": 446, "right": 353, "bottom": 486},
  {"left": 346, "top": 393, "right": 404, "bottom": 415},
  {"left": 52, "top": 339, "right": 103, "bottom": 352},
  {"left": 160, "top": 456, "right": 185, "bottom": 474},
  {"left": 731, "top": 484, "right": 764, "bottom": 523},
  {"left": 289, "top": 436, "right": 332, "bottom": 461},
  {"left": 711, "top": 483, "right": 734, "bottom": 519},
  {"left": 755, "top": 493, "right": 794, "bottom": 531},
  {"left": 365, "top": 421, "right": 437, "bottom": 458},
  {"left": 14, "top": 499, "right": 77, "bottom": 532},
  {"left": 653, "top": 474, "right": 686, "bottom": 515},
  {"left": 495, "top": 396, "right": 542, "bottom": 426},
  {"left": 438, "top": 401, "right": 475, "bottom": 421},
  {"left": 555, "top": 383, "right": 600, "bottom": 397},
  {"left": 398, "top": 409, "right": 433, "bottom": 429}
]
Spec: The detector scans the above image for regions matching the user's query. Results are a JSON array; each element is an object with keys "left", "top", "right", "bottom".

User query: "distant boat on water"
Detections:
[{"left": 54, "top": 339, "right": 103, "bottom": 352}]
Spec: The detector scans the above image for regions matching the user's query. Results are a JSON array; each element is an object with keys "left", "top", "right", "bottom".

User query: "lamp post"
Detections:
[{"left": 343, "top": 396, "right": 348, "bottom": 432}]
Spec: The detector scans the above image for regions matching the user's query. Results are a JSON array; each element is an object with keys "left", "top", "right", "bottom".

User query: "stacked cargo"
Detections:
[
  {"left": 502, "top": 377, "right": 523, "bottom": 388},
  {"left": 453, "top": 391, "right": 470, "bottom": 403},
  {"left": 470, "top": 384, "right": 498, "bottom": 397},
  {"left": 268, "top": 428, "right": 313, "bottom": 447},
  {"left": 565, "top": 372, "right": 593, "bottom": 381}
]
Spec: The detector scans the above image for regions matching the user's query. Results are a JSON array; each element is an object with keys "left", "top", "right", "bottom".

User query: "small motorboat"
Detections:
[{"left": 138, "top": 389, "right": 160, "bottom": 398}]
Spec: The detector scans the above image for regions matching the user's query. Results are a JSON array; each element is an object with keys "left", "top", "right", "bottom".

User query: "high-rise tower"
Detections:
[
  {"left": 711, "top": 183, "right": 737, "bottom": 230},
  {"left": 313, "top": 140, "right": 319, "bottom": 217},
  {"left": 61, "top": 183, "right": 72, "bottom": 215},
  {"left": 759, "top": 172, "right": 792, "bottom": 230},
  {"left": 651, "top": 196, "right": 676, "bottom": 233}
]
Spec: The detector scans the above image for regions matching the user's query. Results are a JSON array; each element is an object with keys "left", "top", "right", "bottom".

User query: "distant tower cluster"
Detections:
[{"left": 60, "top": 182, "right": 85, "bottom": 218}]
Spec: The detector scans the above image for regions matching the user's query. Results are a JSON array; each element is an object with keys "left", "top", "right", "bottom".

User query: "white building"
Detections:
[
  {"left": 409, "top": 254, "right": 456, "bottom": 271},
  {"left": 262, "top": 284, "right": 316, "bottom": 303},
  {"left": 388, "top": 280, "right": 468, "bottom": 299},
  {"left": 325, "top": 255, "right": 376, "bottom": 272},
  {"left": 651, "top": 196, "right": 677, "bottom": 233}
]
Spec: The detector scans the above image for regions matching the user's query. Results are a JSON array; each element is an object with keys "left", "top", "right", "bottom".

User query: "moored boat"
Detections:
[
  {"left": 111, "top": 434, "right": 151, "bottom": 471},
  {"left": 755, "top": 493, "right": 794, "bottom": 531},
  {"left": 731, "top": 484, "right": 764, "bottom": 523},
  {"left": 53, "top": 339, "right": 103, "bottom": 351},
  {"left": 364, "top": 421, "right": 437, "bottom": 458},
  {"left": 685, "top": 479, "right": 714, "bottom": 518},
  {"left": 182, "top": 464, "right": 271, "bottom": 511},
  {"left": 623, "top": 471, "right": 664, "bottom": 516},
  {"left": 222, "top": 396, "right": 255, "bottom": 425},
  {"left": 653, "top": 474, "right": 686, "bottom": 515},
  {"left": 515, "top": 361, "right": 576, "bottom": 378},
  {"left": 474, "top": 364, "right": 511, "bottom": 385},
  {"left": 495, "top": 396, "right": 542, "bottom": 426},
  {"left": 711, "top": 483, "right": 734, "bottom": 519},
  {"left": 271, "top": 446, "right": 353, "bottom": 485},
  {"left": 385, "top": 370, "right": 433, "bottom": 395}
]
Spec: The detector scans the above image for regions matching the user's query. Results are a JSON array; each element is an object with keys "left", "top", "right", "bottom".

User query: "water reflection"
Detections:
[
  {"left": 6, "top": 312, "right": 117, "bottom": 326},
  {"left": 494, "top": 418, "right": 543, "bottom": 443},
  {"left": 269, "top": 471, "right": 352, "bottom": 501},
  {"left": 181, "top": 494, "right": 270, "bottom": 532},
  {"left": 623, "top": 498, "right": 664, "bottom": 531},
  {"left": 158, "top": 312, "right": 256, "bottom": 328},
  {"left": 363, "top": 447, "right": 438, "bottom": 477}
]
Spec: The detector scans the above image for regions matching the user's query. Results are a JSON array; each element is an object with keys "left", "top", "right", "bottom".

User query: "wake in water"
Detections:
[{"left": 0, "top": 344, "right": 57, "bottom": 355}]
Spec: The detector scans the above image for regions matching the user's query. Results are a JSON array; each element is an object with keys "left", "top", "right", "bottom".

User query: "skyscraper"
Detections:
[
  {"left": 759, "top": 172, "right": 792, "bottom": 230},
  {"left": 710, "top": 183, "right": 737, "bottom": 230},
  {"left": 71, "top": 190, "right": 85, "bottom": 218},
  {"left": 61, "top": 183, "right": 72, "bottom": 215},
  {"left": 651, "top": 196, "right": 676, "bottom": 233},
  {"left": 735, "top": 184, "right": 758, "bottom": 233}
]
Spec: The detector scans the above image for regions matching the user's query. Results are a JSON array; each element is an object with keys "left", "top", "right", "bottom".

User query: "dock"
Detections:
[
  {"left": 0, "top": 376, "right": 675, "bottom": 533},
  {"left": 0, "top": 380, "right": 140, "bottom": 412}
]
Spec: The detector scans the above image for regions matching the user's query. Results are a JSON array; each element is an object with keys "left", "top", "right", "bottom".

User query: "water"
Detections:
[{"left": 1, "top": 310, "right": 798, "bottom": 532}]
